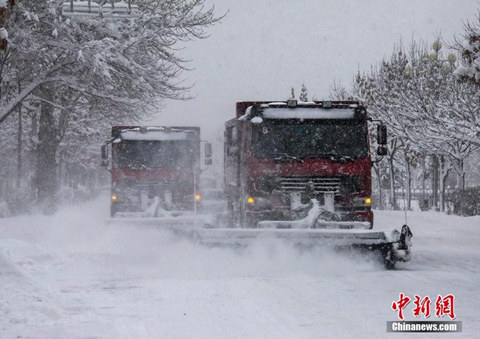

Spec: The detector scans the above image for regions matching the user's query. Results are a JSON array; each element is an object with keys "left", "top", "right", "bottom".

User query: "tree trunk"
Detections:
[
  {"left": 373, "top": 164, "right": 383, "bottom": 209},
  {"left": 405, "top": 156, "right": 412, "bottom": 211},
  {"left": 439, "top": 155, "right": 451, "bottom": 213},
  {"left": 16, "top": 103, "right": 22, "bottom": 189},
  {"left": 388, "top": 155, "right": 397, "bottom": 210},
  {"left": 421, "top": 156, "right": 426, "bottom": 208},
  {"left": 432, "top": 155, "right": 439, "bottom": 210},
  {"left": 387, "top": 140, "right": 398, "bottom": 210},
  {"left": 454, "top": 158, "right": 465, "bottom": 191},
  {"left": 35, "top": 88, "right": 59, "bottom": 214}
]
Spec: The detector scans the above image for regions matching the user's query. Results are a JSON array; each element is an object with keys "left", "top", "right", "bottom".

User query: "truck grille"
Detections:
[{"left": 280, "top": 176, "right": 342, "bottom": 195}]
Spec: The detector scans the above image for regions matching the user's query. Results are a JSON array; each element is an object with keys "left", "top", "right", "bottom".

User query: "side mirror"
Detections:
[
  {"left": 377, "top": 125, "right": 387, "bottom": 145},
  {"left": 101, "top": 144, "right": 108, "bottom": 166},
  {"left": 377, "top": 145, "right": 388, "bottom": 156},
  {"left": 204, "top": 142, "right": 213, "bottom": 165}
]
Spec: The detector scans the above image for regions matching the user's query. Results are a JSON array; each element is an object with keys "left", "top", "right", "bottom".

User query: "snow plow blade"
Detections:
[
  {"left": 105, "top": 196, "right": 215, "bottom": 228},
  {"left": 104, "top": 214, "right": 214, "bottom": 228},
  {"left": 179, "top": 199, "right": 412, "bottom": 268},
  {"left": 182, "top": 224, "right": 413, "bottom": 269}
]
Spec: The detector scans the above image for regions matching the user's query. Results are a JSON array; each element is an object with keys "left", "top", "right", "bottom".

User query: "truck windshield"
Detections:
[
  {"left": 252, "top": 120, "right": 368, "bottom": 159},
  {"left": 113, "top": 140, "right": 195, "bottom": 169}
]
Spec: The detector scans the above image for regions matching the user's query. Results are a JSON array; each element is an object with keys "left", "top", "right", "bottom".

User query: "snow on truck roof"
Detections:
[
  {"left": 119, "top": 127, "right": 195, "bottom": 141},
  {"left": 261, "top": 107, "right": 356, "bottom": 119},
  {"left": 239, "top": 103, "right": 359, "bottom": 121}
]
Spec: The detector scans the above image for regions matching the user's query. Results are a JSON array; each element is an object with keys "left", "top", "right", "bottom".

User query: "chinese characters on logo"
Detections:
[
  {"left": 391, "top": 293, "right": 410, "bottom": 320},
  {"left": 392, "top": 294, "right": 455, "bottom": 320}
]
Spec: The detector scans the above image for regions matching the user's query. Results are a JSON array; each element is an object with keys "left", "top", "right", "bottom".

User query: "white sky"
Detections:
[{"left": 150, "top": 0, "right": 478, "bottom": 143}]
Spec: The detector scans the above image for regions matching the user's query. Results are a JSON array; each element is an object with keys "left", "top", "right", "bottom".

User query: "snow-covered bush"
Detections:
[
  {"left": 0, "top": 201, "right": 11, "bottom": 218},
  {"left": 448, "top": 187, "right": 480, "bottom": 216}
]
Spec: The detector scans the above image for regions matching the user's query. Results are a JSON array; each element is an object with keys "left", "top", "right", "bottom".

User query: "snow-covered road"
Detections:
[{"left": 1, "top": 196, "right": 479, "bottom": 338}]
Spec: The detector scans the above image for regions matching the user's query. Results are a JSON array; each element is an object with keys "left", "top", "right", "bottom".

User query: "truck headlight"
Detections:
[
  {"left": 246, "top": 196, "right": 271, "bottom": 210},
  {"left": 353, "top": 197, "right": 372, "bottom": 207}
]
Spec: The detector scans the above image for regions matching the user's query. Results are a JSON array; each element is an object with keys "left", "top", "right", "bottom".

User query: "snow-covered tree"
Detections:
[
  {"left": 329, "top": 79, "right": 356, "bottom": 101},
  {"left": 354, "top": 38, "right": 479, "bottom": 211},
  {"left": 299, "top": 83, "right": 308, "bottom": 102},
  {"left": 0, "top": 0, "right": 222, "bottom": 213},
  {"left": 355, "top": 45, "right": 415, "bottom": 209},
  {"left": 454, "top": 11, "right": 480, "bottom": 85}
]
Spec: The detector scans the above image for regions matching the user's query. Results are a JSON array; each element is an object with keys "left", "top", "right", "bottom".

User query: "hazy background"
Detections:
[{"left": 149, "top": 0, "right": 479, "bottom": 169}]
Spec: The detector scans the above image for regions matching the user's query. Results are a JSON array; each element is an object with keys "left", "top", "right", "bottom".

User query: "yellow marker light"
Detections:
[
  {"left": 111, "top": 194, "right": 117, "bottom": 201},
  {"left": 195, "top": 194, "right": 201, "bottom": 201},
  {"left": 247, "top": 197, "right": 255, "bottom": 204},
  {"left": 365, "top": 197, "right": 372, "bottom": 205}
]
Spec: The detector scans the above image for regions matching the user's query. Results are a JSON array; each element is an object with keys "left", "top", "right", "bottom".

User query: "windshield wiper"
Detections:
[
  {"left": 336, "top": 155, "right": 355, "bottom": 162},
  {"left": 316, "top": 152, "right": 337, "bottom": 158},
  {"left": 328, "top": 154, "right": 356, "bottom": 162},
  {"left": 124, "top": 162, "right": 150, "bottom": 170},
  {"left": 311, "top": 153, "right": 354, "bottom": 162},
  {"left": 274, "top": 153, "right": 305, "bottom": 163}
]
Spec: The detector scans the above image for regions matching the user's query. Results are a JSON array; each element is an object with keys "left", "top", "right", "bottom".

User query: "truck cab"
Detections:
[
  {"left": 103, "top": 126, "right": 203, "bottom": 217},
  {"left": 225, "top": 100, "right": 385, "bottom": 228}
]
